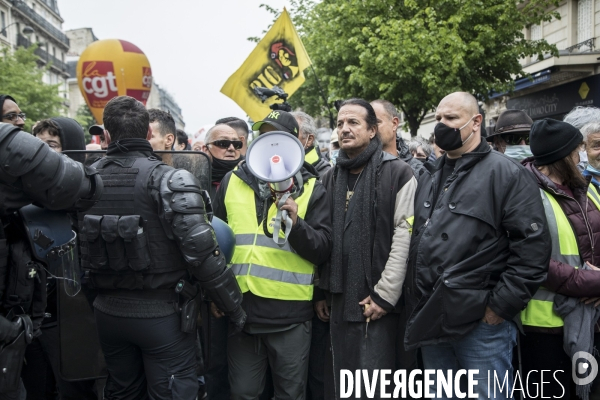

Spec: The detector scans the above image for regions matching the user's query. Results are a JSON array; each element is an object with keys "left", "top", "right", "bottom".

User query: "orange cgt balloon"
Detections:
[{"left": 77, "top": 39, "right": 152, "bottom": 124}]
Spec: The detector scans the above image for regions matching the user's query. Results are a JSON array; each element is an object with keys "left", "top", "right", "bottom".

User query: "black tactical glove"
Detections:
[
  {"left": 228, "top": 305, "right": 247, "bottom": 337},
  {"left": 0, "top": 316, "right": 22, "bottom": 343}
]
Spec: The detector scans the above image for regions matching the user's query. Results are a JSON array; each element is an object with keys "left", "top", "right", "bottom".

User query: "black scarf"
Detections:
[
  {"left": 330, "top": 136, "right": 382, "bottom": 321},
  {"left": 211, "top": 156, "right": 241, "bottom": 183},
  {"left": 106, "top": 138, "right": 155, "bottom": 156}
]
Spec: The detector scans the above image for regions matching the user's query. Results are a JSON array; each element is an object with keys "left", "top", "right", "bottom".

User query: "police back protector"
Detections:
[{"left": 79, "top": 155, "right": 188, "bottom": 289}]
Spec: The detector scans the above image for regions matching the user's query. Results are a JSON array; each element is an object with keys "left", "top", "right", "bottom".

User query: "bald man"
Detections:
[{"left": 404, "top": 92, "right": 550, "bottom": 399}]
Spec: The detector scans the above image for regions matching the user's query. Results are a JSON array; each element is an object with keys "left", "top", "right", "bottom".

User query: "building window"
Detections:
[
  {"left": 530, "top": 24, "right": 542, "bottom": 41},
  {"left": 0, "top": 12, "right": 6, "bottom": 37},
  {"left": 578, "top": 0, "right": 593, "bottom": 51},
  {"left": 530, "top": 24, "right": 542, "bottom": 61}
]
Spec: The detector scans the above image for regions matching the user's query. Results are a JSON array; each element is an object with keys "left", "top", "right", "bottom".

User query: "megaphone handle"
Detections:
[{"left": 272, "top": 193, "right": 293, "bottom": 247}]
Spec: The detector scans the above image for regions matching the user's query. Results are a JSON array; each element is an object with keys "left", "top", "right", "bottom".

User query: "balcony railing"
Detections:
[
  {"left": 566, "top": 38, "right": 596, "bottom": 53},
  {"left": 9, "top": 0, "right": 69, "bottom": 47},
  {"left": 17, "top": 34, "right": 68, "bottom": 74}
]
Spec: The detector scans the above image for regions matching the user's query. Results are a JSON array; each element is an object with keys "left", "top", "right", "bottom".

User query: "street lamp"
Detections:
[{"left": 0, "top": 23, "right": 34, "bottom": 37}]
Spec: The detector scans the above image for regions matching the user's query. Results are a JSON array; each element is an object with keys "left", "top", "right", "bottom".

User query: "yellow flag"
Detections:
[{"left": 221, "top": 8, "right": 312, "bottom": 122}]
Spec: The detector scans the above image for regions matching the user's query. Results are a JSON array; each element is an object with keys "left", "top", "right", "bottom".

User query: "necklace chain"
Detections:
[{"left": 347, "top": 169, "right": 364, "bottom": 192}]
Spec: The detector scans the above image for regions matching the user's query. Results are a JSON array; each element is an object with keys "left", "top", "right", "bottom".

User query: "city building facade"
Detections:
[{"left": 0, "top": 0, "right": 70, "bottom": 104}]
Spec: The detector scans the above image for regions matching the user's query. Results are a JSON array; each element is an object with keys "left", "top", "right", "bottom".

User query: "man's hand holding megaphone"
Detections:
[{"left": 279, "top": 196, "right": 299, "bottom": 226}]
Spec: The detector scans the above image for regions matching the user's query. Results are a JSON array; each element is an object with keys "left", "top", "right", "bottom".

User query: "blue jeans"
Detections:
[{"left": 421, "top": 320, "right": 517, "bottom": 400}]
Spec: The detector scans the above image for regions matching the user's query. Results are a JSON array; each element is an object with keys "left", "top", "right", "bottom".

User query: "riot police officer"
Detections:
[
  {"left": 0, "top": 122, "right": 103, "bottom": 399},
  {"left": 78, "top": 96, "right": 245, "bottom": 399}
]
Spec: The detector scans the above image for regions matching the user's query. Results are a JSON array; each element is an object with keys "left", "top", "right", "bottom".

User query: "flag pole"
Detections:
[{"left": 309, "top": 65, "right": 335, "bottom": 130}]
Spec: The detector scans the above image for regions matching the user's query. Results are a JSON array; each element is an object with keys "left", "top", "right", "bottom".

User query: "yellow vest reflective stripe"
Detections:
[
  {"left": 520, "top": 187, "right": 599, "bottom": 327},
  {"left": 305, "top": 147, "right": 319, "bottom": 165},
  {"left": 406, "top": 216, "right": 415, "bottom": 235},
  {"left": 224, "top": 173, "right": 316, "bottom": 301},
  {"left": 588, "top": 185, "right": 600, "bottom": 210}
]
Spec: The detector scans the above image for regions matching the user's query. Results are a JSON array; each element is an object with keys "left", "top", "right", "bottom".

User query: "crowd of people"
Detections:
[{"left": 2, "top": 91, "right": 600, "bottom": 400}]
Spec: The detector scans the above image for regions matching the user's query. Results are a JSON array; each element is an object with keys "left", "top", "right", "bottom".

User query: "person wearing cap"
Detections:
[
  {"left": 521, "top": 118, "right": 600, "bottom": 397},
  {"left": 488, "top": 109, "right": 533, "bottom": 161},
  {"left": 26, "top": 117, "right": 98, "bottom": 399},
  {"left": 404, "top": 92, "right": 550, "bottom": 399},
  {"left": 252, "top": 109, "right": 300, "bottom": 136},
  {"left": 212, "top": 110, "right": 332, "bottom": 399},
  {"left": 0, "top": 95, "right": 25, "bottom": 129},
  {"left": 89, "top": 124, "right": 108, "bottom": 150},
  {"left": 291, "top": 111, "right": 331, "bottom": 179}
]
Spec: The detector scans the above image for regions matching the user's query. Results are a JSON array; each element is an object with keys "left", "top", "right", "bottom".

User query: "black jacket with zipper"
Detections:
[
  {"left": 404, "top": 140, "right": 551, "bottom": 350},
  {"left": 213, "top": 161, "right": 332, "bottom": 325}
]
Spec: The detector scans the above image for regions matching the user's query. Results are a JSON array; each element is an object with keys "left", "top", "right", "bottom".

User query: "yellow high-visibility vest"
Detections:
[
  {"left": 521, "top": 185, "right": 600, "bottom": 328},
  {"left": 224, "top": 173, "right": 316, "bottom": 301},
  {"left": 305, "top": 147, "right": 319, "bottom": 165}
]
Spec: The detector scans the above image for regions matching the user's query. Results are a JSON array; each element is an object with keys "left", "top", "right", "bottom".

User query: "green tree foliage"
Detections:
[
  {"left": 285, "top": 0, "right": 560, "bottom": 136},
  {"left": 0, "top": 45, "right": 64, "bottom": 131}
]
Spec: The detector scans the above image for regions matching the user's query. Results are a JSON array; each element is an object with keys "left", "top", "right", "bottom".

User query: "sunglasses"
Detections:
[
  {"left": 1, "top": 112, "right": 26, "bottom": 122},
  {"left": 499, "top": 134, "right": 529, "bottom": 146},
  {"left": 208, "top": 140, "right": 243, "bottom": 150}
]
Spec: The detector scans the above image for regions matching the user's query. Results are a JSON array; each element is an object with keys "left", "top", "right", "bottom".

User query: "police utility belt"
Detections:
[{"left": 97, "top": 280, "right": 200, "bottom": 334}]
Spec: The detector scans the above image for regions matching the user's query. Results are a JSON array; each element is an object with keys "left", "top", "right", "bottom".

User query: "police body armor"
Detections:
[{"left": 79, "top": 156, "right": 188, "bottom": 288}]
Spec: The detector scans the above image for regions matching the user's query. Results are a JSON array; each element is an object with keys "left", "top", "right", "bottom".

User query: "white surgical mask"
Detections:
[{"left": 504, "top": 145, "right": 532, "bottom": 161}]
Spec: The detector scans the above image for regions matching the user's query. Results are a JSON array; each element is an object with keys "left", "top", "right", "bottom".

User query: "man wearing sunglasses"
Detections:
[
  {"left": 0, "top": 95, "right": 25, "bottom": 130},
  {"left": 201, "top": 124, "right": 243, "bottom": 199},
  {"left": 199, "top": 124, "right": 243, "bottom": 400},
  {"left": 488, "top": 109, "right": 533, "bottom": 161}
]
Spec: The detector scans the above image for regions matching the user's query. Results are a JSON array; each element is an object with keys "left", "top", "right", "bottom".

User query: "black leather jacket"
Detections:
[{"left": 404, "top": 140, "right": 551, "bottom": 349}]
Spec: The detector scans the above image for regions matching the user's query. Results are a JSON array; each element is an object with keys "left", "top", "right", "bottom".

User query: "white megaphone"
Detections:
[{"left": 246, "top": 131, "right": 306, "bottom": 246}]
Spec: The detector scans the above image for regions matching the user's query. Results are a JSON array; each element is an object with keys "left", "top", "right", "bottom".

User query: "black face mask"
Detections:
[
  {"left": 211, "top": 156, "right": 241, "bottom": 183},
  {"left": 433, "top": 116, "right": 475, "bottom": 151}
]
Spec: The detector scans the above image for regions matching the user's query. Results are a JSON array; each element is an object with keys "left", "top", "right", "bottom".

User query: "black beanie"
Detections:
[{"left": 530, "top": 118, "right": 583, "bottom": 166}]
